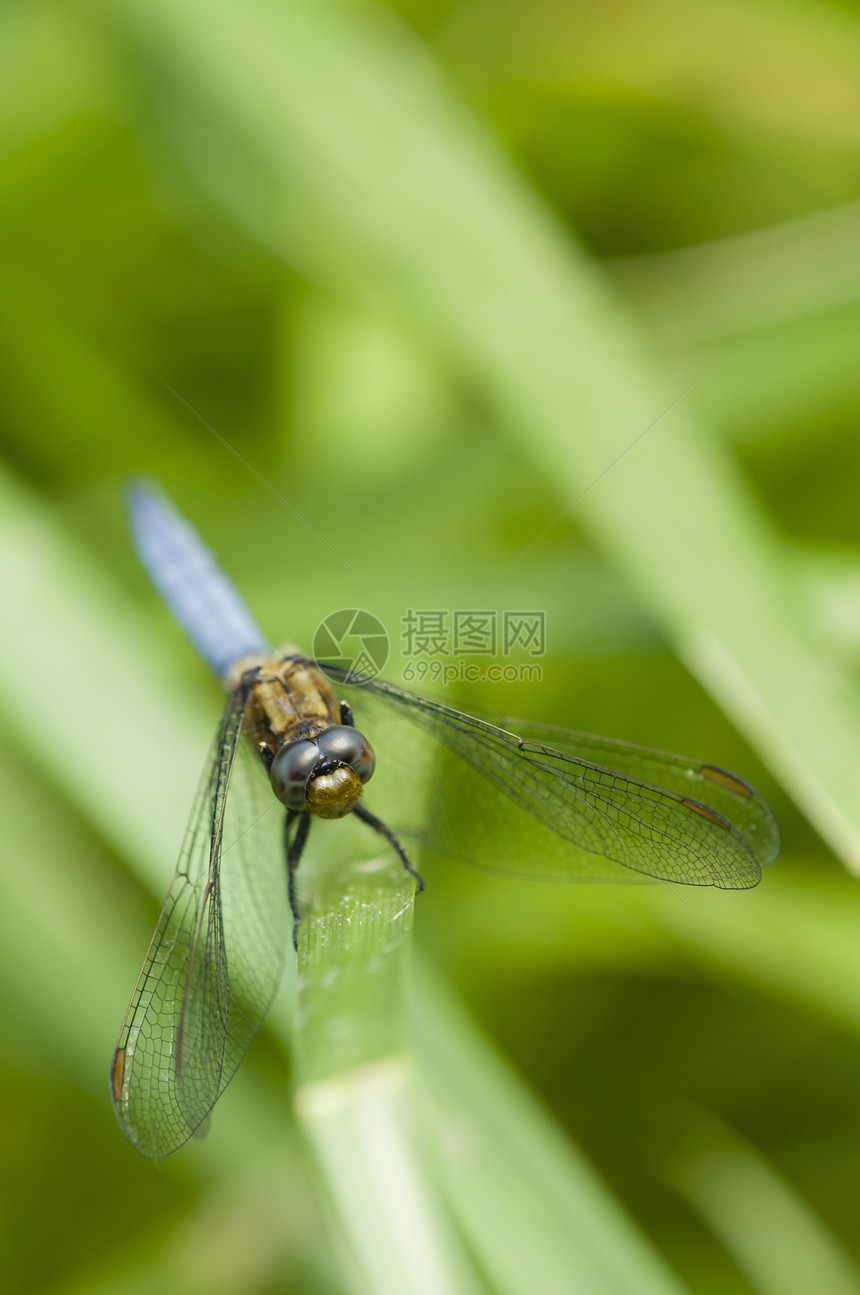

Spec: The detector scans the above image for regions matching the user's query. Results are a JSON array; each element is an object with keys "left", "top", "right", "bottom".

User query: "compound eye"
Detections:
[
  {"left": 316, "top": 725, "right": 375, "bottom": 783},
  {"left": 269, "top": 739, "right": 319, "bottom": 808}
]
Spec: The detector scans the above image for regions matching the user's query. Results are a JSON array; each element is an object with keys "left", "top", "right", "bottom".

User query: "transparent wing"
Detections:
[
  {"left": 497, "top": 717, "right": 780, "bottom": 871},
  {"left": 111, "top": 686, "right": 289, "bottom": 1159},
  {"left": 322, "top": 667, "right": 779, "bottom": 888}
]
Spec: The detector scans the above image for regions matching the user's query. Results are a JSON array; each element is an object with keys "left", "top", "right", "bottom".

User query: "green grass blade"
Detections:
[
  {"left": 667, "top": 1113, "right": 860, "bottom": 1295},
  {"left": 291, "top": 827, "right": 488, "bottom": 1295},
  {"left": 610, "top": 198, "right": 860, "bottom": 341},
  {"left": 414, "top": 964, "right": 690, "bottom": 1295}
]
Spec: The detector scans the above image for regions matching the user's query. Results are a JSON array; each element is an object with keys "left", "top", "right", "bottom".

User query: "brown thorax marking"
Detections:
[{"left": 231, "top": 651, "right": 341, "bottom": 765}]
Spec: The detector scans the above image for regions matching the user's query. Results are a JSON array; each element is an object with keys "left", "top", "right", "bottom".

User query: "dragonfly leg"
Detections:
[
  {"left": 285, "top": 811, "right": 312, "bottom": 949},
  {"left": 353, "top": 804, "right": 425, "bottom": 894},
  {"left": 340, "top": 700, "right": 355, "bottom": 727}
]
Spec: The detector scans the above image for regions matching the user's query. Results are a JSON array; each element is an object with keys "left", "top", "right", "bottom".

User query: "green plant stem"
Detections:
[{"left": 292, "top": 842, "right": 486, "bottom": 1295}]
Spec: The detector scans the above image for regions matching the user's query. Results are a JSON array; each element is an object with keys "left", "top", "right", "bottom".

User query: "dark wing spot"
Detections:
[
  {"left": 682, "top": 798, "right": 732, "bottom": 830},
  {"left": 700, "top": 764, "right": 754, "bottom": 797},
  {"left": 111, "top": 1047, "right": 126, "bottom": 1105}
]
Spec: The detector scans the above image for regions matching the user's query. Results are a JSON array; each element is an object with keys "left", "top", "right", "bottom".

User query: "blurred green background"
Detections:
[{"left": 2, "top": 0, "right": 860, "bottom": 1292}]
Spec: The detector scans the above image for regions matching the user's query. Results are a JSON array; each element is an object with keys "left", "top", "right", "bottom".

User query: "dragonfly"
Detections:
[{"left": 111, "top": 484, "right": 780, "bottom": 1159}]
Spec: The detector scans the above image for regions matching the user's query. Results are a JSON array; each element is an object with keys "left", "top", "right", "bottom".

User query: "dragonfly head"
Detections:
[{"left": 269, "top": 724, "right": 375, "bottom": 820}]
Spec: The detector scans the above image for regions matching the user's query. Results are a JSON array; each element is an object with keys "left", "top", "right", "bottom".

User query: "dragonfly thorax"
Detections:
[{"left": 269, "top": 724, "right": 375, "bottom": 819}]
